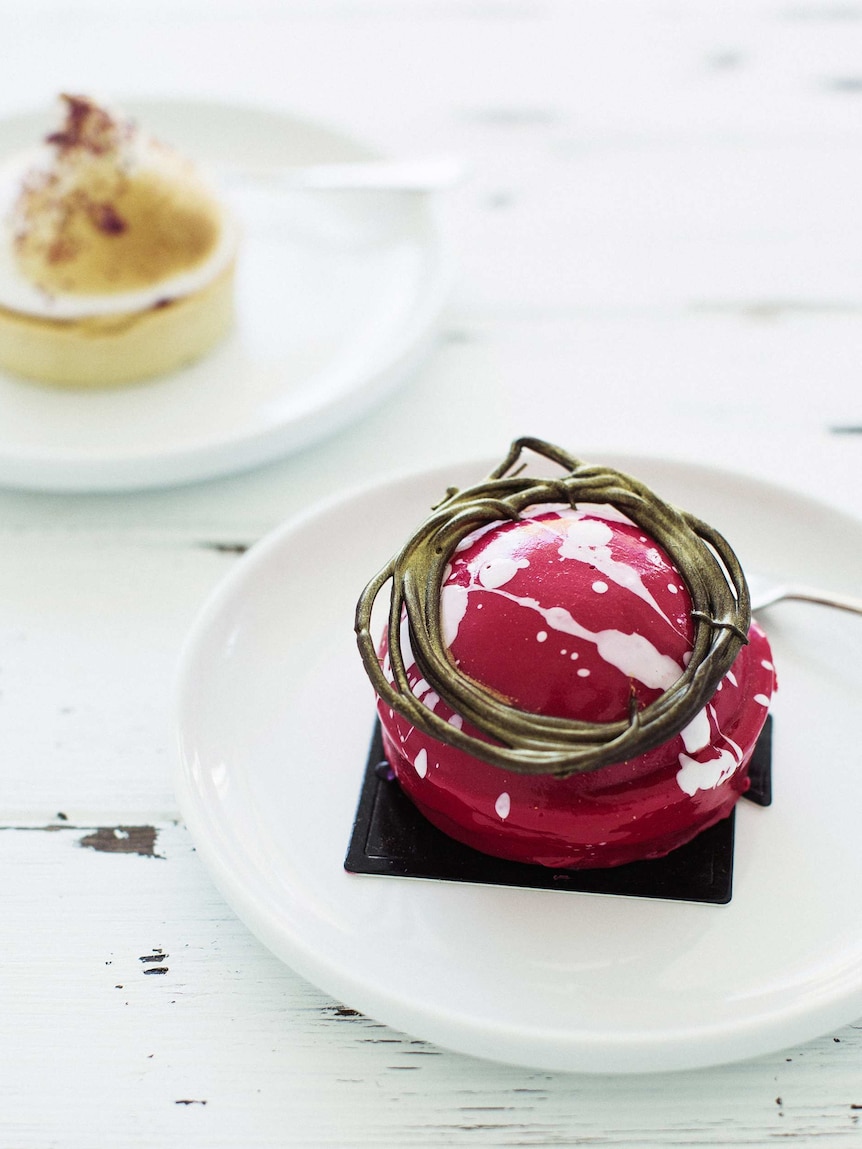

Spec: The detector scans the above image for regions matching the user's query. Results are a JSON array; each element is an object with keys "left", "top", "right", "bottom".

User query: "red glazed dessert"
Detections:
[{"left": 356, "top": 441, "right": 777, "bottom": 870}]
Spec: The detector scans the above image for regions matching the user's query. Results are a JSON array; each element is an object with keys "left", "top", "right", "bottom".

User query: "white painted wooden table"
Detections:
[{"left": 2, "top": 2, "right": 862, "bottom": 1144}]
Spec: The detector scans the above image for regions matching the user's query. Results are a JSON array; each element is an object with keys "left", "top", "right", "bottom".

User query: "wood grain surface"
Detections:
[{"left": 2, "top": 2, "right": 861, "bottom": 1145}]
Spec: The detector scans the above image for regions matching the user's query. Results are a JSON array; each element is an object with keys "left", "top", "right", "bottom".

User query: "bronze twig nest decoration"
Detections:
[{"left": 355, "top": 438, "right": 750, "bottom": 779}]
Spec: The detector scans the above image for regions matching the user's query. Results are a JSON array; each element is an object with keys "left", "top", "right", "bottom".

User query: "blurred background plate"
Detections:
[{"left": 0, "top": 98, "right": 449, "bottom": 492}]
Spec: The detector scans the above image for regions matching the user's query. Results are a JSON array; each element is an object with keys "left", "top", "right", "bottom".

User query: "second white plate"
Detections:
[
  {"left": 175, "top": 454, "right": 862, "bottom": 1073},
  {"left": 0, "top": 98, "right": 448, "bottom": 491}
]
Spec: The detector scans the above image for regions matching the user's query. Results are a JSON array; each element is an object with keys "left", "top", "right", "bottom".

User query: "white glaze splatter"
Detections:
[
  {"left": 593, "top": 628, "right": 681, "bottom": 688},
  {"left": 495, "top": 792, "right": 511, "bottom": 819},
  {"left": 559, "top": 518, "right": 614, "bottom": 549},
  {"left": 399, "top": 612, "right": 415, "bottom": 671},
  {"left": 680, "top": 706, "right": 711, "bottom": 754},
  {"left": 675, "top": 710, "right": 744, "bottom": 794},
  {"left": 551, "top": 502, "right": 636, "bottom": 527},
  {"left": 645, "top": 548, "right": 664, "bottom": 568},
  {"left": 754, "top": 693, "right": 771, "bottom": 706},
  {"left": 441, "top": 508, "right": 692, "bottom": 689},
  {"left": 676, "top": 747, "right": 740, "bottom": 796},
  {"left": 414, "top": 749, "right": 428, "bottom": 778},
  {"left": 554, "top": 513, "right": 677, "bottom": 628},
  {"left": 454, "top": 521, "right": 500, "bottom": 553},
  {"left": 487, "top": 591, "right": 684, "bottom": 689},
  {"left": 478, "top": 556, "right": 529, "bottom": 589},
  {"left": 440, "top": 583, "right": 470, "bottom": 646}
]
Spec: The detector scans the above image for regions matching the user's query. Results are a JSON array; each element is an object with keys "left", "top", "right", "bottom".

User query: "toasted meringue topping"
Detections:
[{"left": 0, "top": 94, "right": 235, "bottom": 319}]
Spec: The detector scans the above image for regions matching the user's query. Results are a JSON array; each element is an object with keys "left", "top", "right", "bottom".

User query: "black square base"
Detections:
[{"left": 345, "top": 716, "right": 773, "bottom": 906}]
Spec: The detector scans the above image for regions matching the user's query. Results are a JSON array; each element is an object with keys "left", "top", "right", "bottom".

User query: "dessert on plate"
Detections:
[
  {"left": 355, "top": 438, "right": 777, "bottom": 870},
  {"left": 0, "top": 93, "right": 237, "bottom": 387}
]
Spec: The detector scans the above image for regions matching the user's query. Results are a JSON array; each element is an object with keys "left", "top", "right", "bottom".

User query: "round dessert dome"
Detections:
[
  {"left": 357, "top": 441, "right": 777, "bottom": 870},
  {"left": 0, "top": 94, "right": 237, "bottom": 387}
]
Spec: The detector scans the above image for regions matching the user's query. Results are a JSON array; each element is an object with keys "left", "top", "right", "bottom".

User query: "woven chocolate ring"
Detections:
[{"left": 355, "top": 438, "right": 750, "bottom": 778}]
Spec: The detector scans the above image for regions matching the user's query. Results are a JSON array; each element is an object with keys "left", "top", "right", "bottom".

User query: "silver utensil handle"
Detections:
[
  {"left": 780, "top": 585, "right": 862, "bottom": 615},
  {"left": 220, "top": 155, "right": 466, "bottom": 192}
]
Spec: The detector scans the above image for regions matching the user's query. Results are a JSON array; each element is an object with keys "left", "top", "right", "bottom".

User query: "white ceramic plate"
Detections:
[
  {"left": 174, "top": 454, "right": 862, "bottom": 1073},
  {"left": 0, "top": 99, "right": 448, "bottom": 491}
]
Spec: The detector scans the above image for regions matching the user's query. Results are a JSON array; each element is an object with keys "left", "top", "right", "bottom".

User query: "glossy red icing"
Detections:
[{"left": 377, "top": 505, "right": 776, "bottom": 869}]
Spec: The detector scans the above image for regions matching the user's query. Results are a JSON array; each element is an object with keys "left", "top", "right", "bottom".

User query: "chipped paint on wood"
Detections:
[
  {"left": 198, "top": 542, "right": 251, "bottom": 554},
  {"left": 78, "top": 826, "right": 162, "bottom": 858}
]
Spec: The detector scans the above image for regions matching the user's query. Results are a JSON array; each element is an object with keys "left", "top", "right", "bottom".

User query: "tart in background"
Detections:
[{"left": 0, "top": 94, "right": 237, "bottom": 388}]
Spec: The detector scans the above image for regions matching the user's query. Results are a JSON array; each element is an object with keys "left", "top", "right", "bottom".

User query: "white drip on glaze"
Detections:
[
  {"left": 440, "top": 584, "right": 469, "bottom": 647},
  {"left": 478, "top": 556, "right": 529, "bottom": 589},
  {"left": 399, "top": 612, "right": 415, "bottom": 671},
  {"left": 676, "top": 747, "right": 740, "bottom": 796},
  {"left": 438, "top": 507, "right": 694, "bottom": 697},
  {"left": 680, "top": 706, "right": 711, "bottom": 754},
  {"left": 495, "top": 592, "right": 684, "bottom": 689},
  {"left": 413, "top": 748, "right": 428, "bottom": 778},
  {"left": 675, "top": 706, "right": 744, "bottom": 795},
  {"left": 550, "top": 511, "right": 681, "bottom": 632}
]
